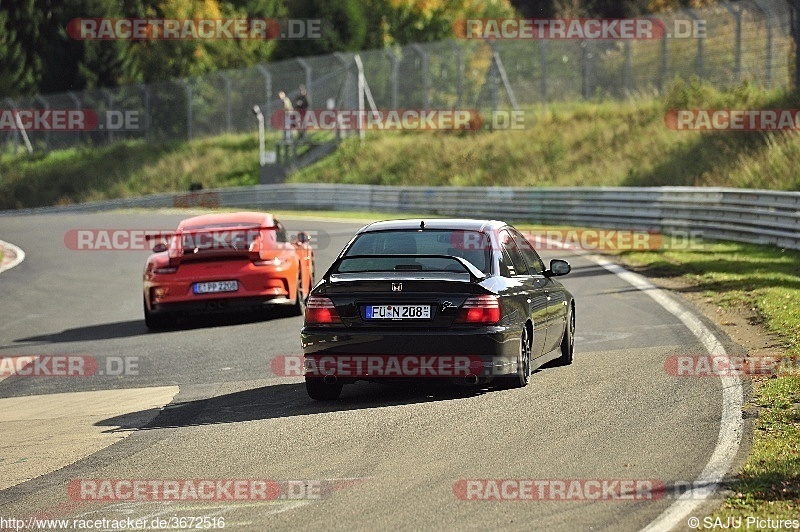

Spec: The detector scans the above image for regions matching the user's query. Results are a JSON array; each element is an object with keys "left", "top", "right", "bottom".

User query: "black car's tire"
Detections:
[
  {"left": 143, "top": 298, "right": 173, "bottom": 330},
  {"left": 548, "top": 305, "right": 575, "bottom": 367},
  {"left": 306, "top": 377, "right": 343, "bottom": 400},
  {"left": 290, "top": 273, "right": 305, "bottom": 316},
  {"left": 499, "top": 326, "right": 531, "bottom": 389}
]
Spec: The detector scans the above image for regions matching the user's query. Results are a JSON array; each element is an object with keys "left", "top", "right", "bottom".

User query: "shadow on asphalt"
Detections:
[
  {"left": 95, "top": 376, "right": 542, "bottom": 432},
  {"left": 10, "top": 311, "right": 296, "bottom": 346}
]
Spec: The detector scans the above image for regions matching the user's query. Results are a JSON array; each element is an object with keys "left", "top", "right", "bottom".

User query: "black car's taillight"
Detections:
[
  {"left": 455, "top": 295, "right": 501, "bottom": 324},
  {"left": 304, "top": 296, "right": 342, "bottom": 324}
]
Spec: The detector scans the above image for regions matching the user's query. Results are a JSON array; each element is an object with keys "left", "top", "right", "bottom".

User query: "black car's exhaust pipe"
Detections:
[
  {"left": 323, "top": 375, "right": 338, "bottom": 384},
  {"left": 464, "top": 374, "right": 479, "bottom": 385}
]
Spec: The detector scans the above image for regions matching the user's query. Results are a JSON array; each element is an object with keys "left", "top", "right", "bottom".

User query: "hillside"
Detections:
[{"left": 2, "top": 81, "right": 799, "bottom": 211}]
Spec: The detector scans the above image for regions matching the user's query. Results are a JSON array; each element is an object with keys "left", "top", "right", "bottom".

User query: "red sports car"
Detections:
[{"left": 143, "top": 212, "right": 314, "bottom": 329}]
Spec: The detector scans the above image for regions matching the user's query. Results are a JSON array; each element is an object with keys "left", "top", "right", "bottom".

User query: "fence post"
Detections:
[
  {"left": 6, "top": 98, "right": 18, "bottom": 153},
  {"left": 256, "top": 65, "right": 272, "bottom": 129},
  {"left": 753, "top": 0, "right": 775, "bottom": 88},
  {"left": 68, "top": 91, "right": 82, "bottom": 147},
  {"left": 139, "top": 84, "right": 151, "bottom": 141},
  {"left": 723, "top": 3, "right": 742, "bottom": 83},
  {"left": 488, "top": 45, "right": 499, "bottom": 115},
  {"left": 35, "top": 95, "right": 50, "bottom": 150},
  {"left": 385, "top": 48, "right": 399, "bottom": 110},
  {"left": 624, "top": 41, "right": 632, "bottom": 96},
  {"left": 354, "top": 54, "right": 365, "bottom": 145},
  {"left": 448, "top": 40, "right": 464, "bottom": 108},
  {"left": 582, "top": 41, "right": 594, "bottom": 99},
  {"left": 411, "top": 44, "right": 430, "bottom": 109},
  {"left": 688, "top": 9, "right": 704, "bottom": 80},
  {"left": 216, "top": 73, "right": 232, "bottom": 132},
  {"left": 102, "top": 88, "right": 114, "bottom": 144},
  {"left": 794, "top": 0, "right": 800, "bottom": 90},
  {"left": 333, "top": 52, "right": 354, "bottom": 139},
  {"left": 182, "top": 80, "right": 193, "bottom": 141},
  {"left": 660, "top": 31, "right": 668, "bottom": 93},
  {"left": 540, "top": 39, "right": 548, "bottom": 105}
]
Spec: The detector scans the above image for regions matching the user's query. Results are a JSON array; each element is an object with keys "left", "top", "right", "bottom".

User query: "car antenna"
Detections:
[{"left": 419, "top": 220, "right": 425, "bottom": 230}]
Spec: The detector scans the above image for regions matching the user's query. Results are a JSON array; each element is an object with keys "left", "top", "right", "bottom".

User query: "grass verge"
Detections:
[
  {"left": 615, "top": 239, "right": 800, "bottom": 522},
  {"left": 291, "top": 80, "right": 800, "bottom": 190}
]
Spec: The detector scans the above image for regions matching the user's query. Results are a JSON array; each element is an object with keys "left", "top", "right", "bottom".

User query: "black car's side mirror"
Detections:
[
  {"left": 544, "top": 259, "right": 571, "bottom": 277},
  {"left": 152, "top": 242, "right": 168, "bottom": 253}
]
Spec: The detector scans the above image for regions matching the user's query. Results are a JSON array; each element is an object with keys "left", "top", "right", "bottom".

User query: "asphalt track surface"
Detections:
[{"left": 0, "top": 211, "right": 750, "bottom": 531}]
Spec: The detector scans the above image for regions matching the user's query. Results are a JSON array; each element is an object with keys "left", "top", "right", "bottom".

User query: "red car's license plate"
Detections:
[{"left": 193, "top": 280, "right": 238, "bottom": 294}]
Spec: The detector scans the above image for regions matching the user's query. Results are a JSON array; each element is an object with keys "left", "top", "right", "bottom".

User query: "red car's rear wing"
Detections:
[{"left": 152, "top": 225, "right": 280, "bottom": 265}]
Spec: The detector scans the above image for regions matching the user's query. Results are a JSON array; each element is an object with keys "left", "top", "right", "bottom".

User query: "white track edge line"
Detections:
[
  {"left": 591, "top": 255, "right": 742, "bottom": 532},
  {"left": 0, "top": 240, "right": 26, "bottom": 274}
]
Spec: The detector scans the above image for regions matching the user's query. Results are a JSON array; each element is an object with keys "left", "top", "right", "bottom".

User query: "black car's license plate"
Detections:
[{"left": 364, "top": 305, "right": 431, "bottom": 320}]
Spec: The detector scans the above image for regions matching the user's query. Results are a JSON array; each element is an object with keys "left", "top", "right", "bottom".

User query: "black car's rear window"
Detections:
[{"left": 343, "top": 229, "right": 492, "bottom": 273}]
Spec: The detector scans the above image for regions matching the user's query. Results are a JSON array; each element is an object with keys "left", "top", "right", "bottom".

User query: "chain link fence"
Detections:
[{"left": 1, "top": 0, "right": 793, "bottom": 153}]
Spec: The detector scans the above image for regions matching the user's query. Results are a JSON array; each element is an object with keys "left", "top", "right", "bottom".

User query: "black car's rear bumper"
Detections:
[{"left": 301, "top": 325, "right": 521, "bottom": 379}]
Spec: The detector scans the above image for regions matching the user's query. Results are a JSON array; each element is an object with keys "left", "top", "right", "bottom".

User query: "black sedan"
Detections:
[{"left": 300, "top": 219, "right": 575, "bottom": 400}]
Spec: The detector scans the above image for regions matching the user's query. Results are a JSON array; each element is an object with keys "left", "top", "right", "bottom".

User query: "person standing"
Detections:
[
  {"left": 294, "top": 85, "right": 309, "bottom": 140},
  {"left": 278, "top": 90, "right": 294, "bottom": 142}
]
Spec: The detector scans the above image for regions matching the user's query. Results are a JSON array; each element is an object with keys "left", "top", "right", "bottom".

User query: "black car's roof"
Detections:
[{"left": 359, "top": 219, "right": 506, "bottom": 233}]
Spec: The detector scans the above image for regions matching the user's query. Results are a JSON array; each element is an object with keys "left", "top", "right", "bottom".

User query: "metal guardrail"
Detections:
[{"left": 2, "top": 184, "right": 798, "bottom": 251}]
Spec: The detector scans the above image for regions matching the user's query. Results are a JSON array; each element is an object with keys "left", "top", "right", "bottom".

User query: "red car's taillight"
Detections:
[
  {"left": 456, "top": 295, "right": 501, "bottom": 324},
  {"left": 305, "top": 296, "right": 342, "bottom": 324}
]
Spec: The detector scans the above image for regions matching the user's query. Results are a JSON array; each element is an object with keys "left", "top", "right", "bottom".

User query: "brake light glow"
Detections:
[
  {"left": 305, "top": 296, "right": 342, "bottom": 324},
  {"left": 456, "top": 295, "right": 501, "bottom": 324}
]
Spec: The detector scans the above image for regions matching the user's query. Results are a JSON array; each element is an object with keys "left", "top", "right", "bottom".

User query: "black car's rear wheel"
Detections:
[
  {"left": 547, "top": 305, "right": 575, "bottom": 367},
  {"left": 306, "top": 377, "right": 343, "bottom": 400},
  {"left": 500, "top": 326, "right": 531, "bottom": 389}
]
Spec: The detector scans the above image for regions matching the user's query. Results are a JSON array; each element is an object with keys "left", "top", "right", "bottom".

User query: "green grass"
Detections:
[
  {"left": 712, "top": 375, "right": 800, "bottom": 523},
  {"left": 0, "top": 133, "right": 266, "bottom": 210},
  {"left": 617, "top": 239, "right": 800, "bottom": 356},
  {"left": 3, "top": 81, "right": 800, "bottom": 210},
  {"left": 291, "top": 80, "right": 800, "bottom": 190},
  {"left": 615, "top": 239, "right": 800, "bottom": 522}
]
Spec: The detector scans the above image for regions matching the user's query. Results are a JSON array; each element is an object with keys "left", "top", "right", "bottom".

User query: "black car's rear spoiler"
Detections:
[{"left": 329, "top": 254, "right": 487, "bottom": 283}]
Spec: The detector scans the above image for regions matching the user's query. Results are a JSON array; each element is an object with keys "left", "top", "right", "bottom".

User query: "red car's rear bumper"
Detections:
[{"left": 144, "top": 259, "right": 296, "bottom": 313}]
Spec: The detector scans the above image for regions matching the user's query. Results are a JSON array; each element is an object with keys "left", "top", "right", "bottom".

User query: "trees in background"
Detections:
[{"left": 0, "top": 0, "right": 726, "bottom": 98}]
